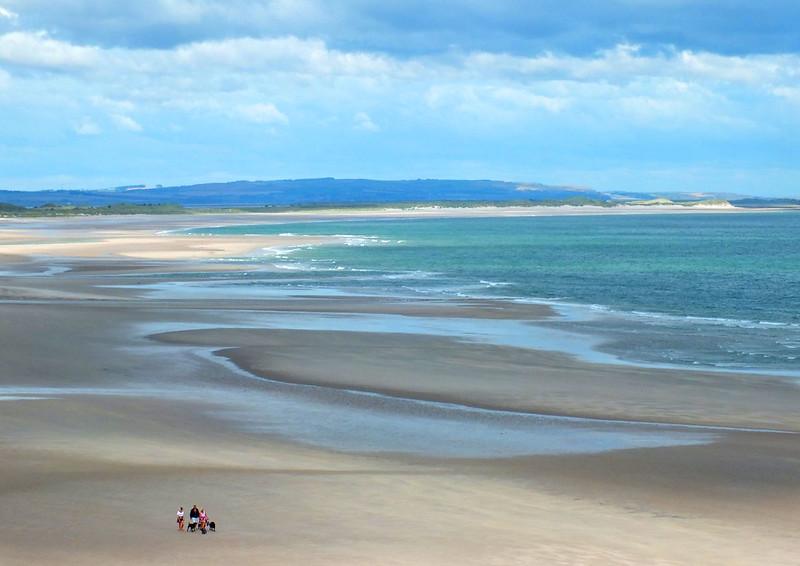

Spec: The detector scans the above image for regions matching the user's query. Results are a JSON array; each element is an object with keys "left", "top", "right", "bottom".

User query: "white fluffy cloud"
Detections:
[
  {"left": 111, "top": 114, "right": 143, "bottom": 132},
  {"left": 0, "top": 31, "right": 796, "bottom": 102},
  {"left": 772, "top": 86, "right": 800, "bottom": 104},
  {"left": 235, "top": 103, "right": 288, "bottom": 125},
  {"left": 462, "top": 44, "right": 800, "bottom": 87},
  {"left": 0, "top": 5, "right": 17, "bottom": 22},
  {"left": 0, "top": 31, "right": 99, "bottom": 69},
  {"left": 0, "top": 28, "right": 796, "bottom": 150},
  {"left": 354, "top": 111, "right": 378, "bottom": 131}
]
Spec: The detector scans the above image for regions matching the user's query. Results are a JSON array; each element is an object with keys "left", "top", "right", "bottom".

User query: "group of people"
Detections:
[{"left": 176, "top": 505, "right": 215, "bottom": 534}]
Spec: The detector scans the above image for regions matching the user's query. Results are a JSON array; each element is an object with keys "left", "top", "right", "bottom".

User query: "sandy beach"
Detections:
[{"left": 1, "top": 212, "right": 799, "bottom": 565}]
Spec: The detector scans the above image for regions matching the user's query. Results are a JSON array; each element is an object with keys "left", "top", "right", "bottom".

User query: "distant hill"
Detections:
[
  {"left": 0, "top": 178, "right": 765, "bottom": 209},
  {"left": 0, "top": 179, "right": 611, "bottom": 208}
]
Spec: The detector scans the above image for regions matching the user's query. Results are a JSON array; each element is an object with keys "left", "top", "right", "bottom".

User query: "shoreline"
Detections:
[
  {"left": 0, "top": 203, "right": 779, "bottom": 223},
  {"left": 2, "top": 211, "right": 799, "bottom": 382},
  {"left": 173, "top": 211, "right": 800, "bottom": 380},
  {"left": 3, "top": 212, "right": 798, "bottom": 381}
]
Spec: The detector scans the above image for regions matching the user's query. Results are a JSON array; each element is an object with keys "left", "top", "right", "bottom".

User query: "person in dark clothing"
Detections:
[{"left": 188, "top": 505, "right": 200, "bottom": 532}]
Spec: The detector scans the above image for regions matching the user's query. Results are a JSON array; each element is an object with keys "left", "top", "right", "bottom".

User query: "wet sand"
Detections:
[
  {"left": 1, "top": 214, "right": 799, "bottom": 565},
  {"left": 153, "top": 327, "right": 800, "bottom": 432}
]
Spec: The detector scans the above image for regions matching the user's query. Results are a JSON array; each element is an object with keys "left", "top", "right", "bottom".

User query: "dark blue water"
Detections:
[{"left": 189, "top": 213, "right": 800, "bottom": 373}]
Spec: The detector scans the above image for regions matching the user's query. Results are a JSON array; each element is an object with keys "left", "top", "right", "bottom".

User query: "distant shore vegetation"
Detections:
[
  {"left": 2, "top": 196, "right": 797, "bottom": 218},
  {"left": 0, "top": 202, "right": 187, "bottom": 217}
]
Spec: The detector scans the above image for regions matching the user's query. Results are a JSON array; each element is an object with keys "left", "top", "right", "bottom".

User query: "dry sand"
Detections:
[{"left": 1, "top": 213, "right": 798, "bottom": 565}]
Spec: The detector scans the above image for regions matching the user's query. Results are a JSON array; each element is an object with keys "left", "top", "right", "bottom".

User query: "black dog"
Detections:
[
  {"left": 187, "top": 522, "right": 197, "bottom": 532},
  {"left": 209, "top": 521, "right": 216, "bottom": 532}
]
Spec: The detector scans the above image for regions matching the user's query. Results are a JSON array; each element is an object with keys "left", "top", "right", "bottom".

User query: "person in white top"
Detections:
[{"left": 177, "top": 506, "right": 185, "bottom": 531}]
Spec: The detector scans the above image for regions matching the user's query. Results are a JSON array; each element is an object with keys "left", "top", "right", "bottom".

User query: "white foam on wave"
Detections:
[
  {"left": 273, "top": 262, "right": 314, "bottom": 271},
  {"left": 380, "top": 270, "right": 438, "bottom": 280},
  {"left": 480, "top": 280, "right": 512, "bottom": 288},
  {"left": 629, "top": 310, "right": 800, "bottom": 330},
  {"left": 514, "top": 298, "right": 800, "bottom": 333},
  {"left": 277, "top": 232, "right": 401, "bottom": 248}
]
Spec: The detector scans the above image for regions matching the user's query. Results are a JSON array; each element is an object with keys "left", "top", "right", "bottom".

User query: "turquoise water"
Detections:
[{"left": 189, "top": 213, "right": 800, "bottom": 373}]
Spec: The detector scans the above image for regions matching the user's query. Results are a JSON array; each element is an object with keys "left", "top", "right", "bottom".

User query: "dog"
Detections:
[
  {"left": 187, "top": 522, "right": 197, "bottom": 533},
  {"left": 209, "top": 521, "right": 216, "bottom": 532}
]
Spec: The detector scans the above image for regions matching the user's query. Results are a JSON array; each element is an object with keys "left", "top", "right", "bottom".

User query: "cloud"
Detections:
[
  {"left": 426, "top": 84, "right": 568, "bottom": 122},
  {"left": 74, "top": 118, "right": 101, "bottom": 135},
  {"left": 0, "top": 30, "right": 795, "bottom": 152},
  {"left": 1, "top": 28, "right": 796, "bottom": 95},
  {"left": 0, "top": 2, "right": 799, "bottom": 195},
  {"left": 489, "top": 87, "right": 568, "bottom": 112},
  {"left": 91, "top": 96, "right": 136, "bottom": 113},
  {"left": 111, "top": 114, "right": 143, "bottom": 132},
  {"left": 0, "top": 31, "right": 99, "bottom": 69},
  {"left": 235, "top": 103, "right": 288, "bottom": 125},
  {"left": 0, "top": 5, "right": 17, "bottom": 22},
  {"left": 157, "top": 0, "right": 213, "bottom": 22},
  {"left": 772, "top": 86, "right": 800, "bottom": 104},
  {"left": 0, "top": 0, "right": 332, "bottom": 51},
  {"left": 461, "top": 44, "right": 800, "bottom": 87},
  {"left": 4, "top": 0, "right": 800, "bottom": 57},
  {"left": 354, "top": 111, "right": 379, "bottom": 131},
  {"left": 171, "top": 35, "right": 396, "bottom": 76}
]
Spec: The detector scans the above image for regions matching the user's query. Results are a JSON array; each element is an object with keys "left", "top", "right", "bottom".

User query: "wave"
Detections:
[
  {"left": 261, "top": 245, "right": 317, "bottom": 258},
  {"left": 479, "top": 279, "right": 513, "bottom": 288},
  {"left": 626, "top": 310, "right": 800, "bottom": 330},
  {"left": 201, "top": 225, "right": 800, "bottom": 341},
  {"left": 508, "top": 296, "right": 800, "bottom": 332},
  {"left": 212, "top": 253, "right": 800, "bottom": 335},
  {"left": 278, "top": 232, "right": 402, "bottom": 247}
]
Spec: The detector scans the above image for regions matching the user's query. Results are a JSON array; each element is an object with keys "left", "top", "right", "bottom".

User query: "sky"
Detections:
[{"left": 0, "top": 1, "right": 799, "bottom": 195}]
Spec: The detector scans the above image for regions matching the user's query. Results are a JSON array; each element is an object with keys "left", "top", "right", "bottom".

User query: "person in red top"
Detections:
[{"left": 199, "top": 508, "right": 208, "bottom": 534}]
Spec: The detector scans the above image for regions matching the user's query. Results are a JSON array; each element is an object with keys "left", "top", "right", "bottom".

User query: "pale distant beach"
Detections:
[{"left": 1, "top": 210, "right": 799, "bottom": 565}]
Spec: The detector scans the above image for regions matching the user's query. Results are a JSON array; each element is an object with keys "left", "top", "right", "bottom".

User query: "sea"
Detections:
[{"left": 185, "top": 212, "right": 800, "bottom": 376}]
